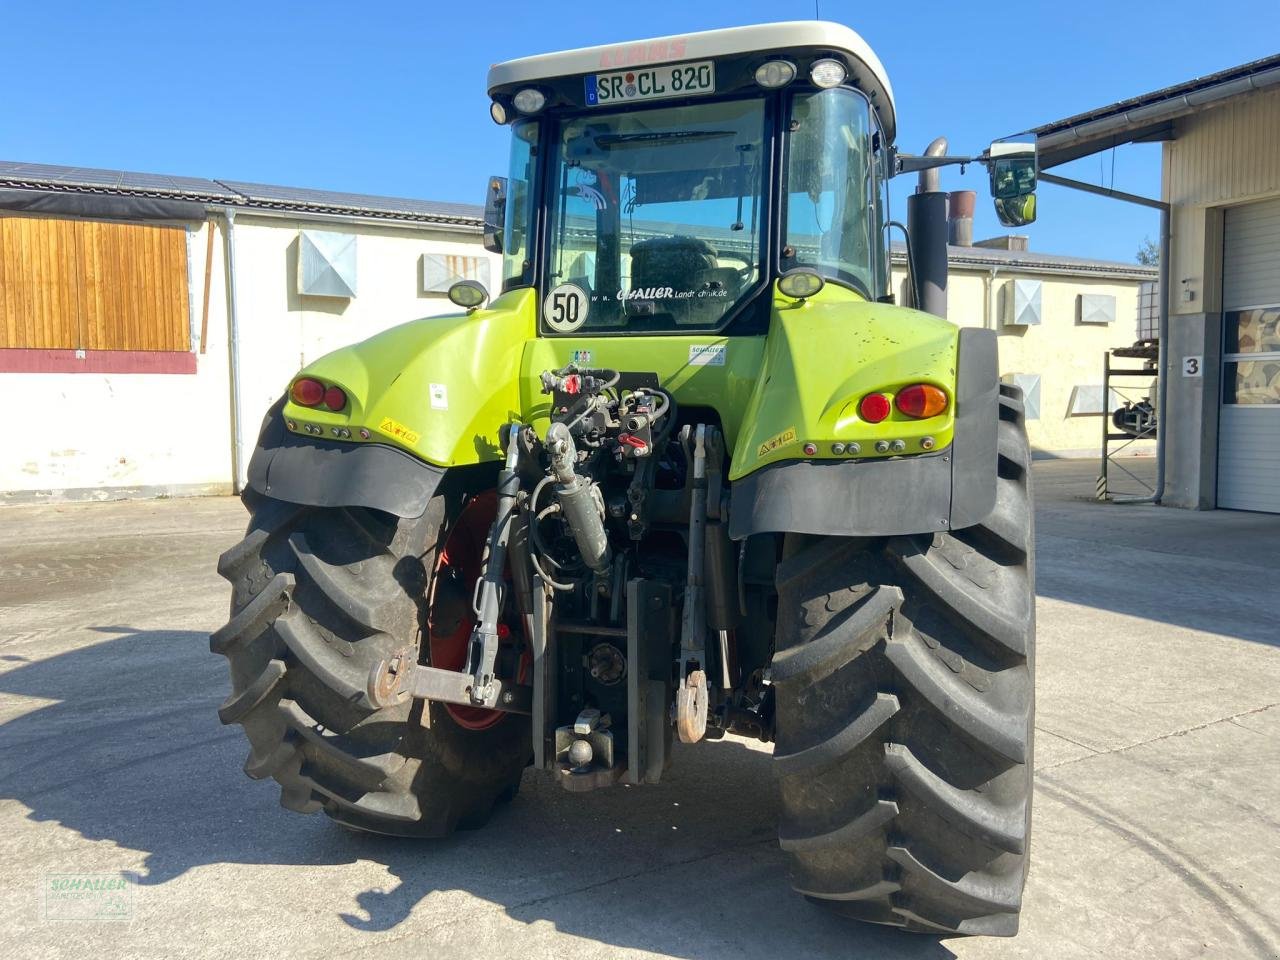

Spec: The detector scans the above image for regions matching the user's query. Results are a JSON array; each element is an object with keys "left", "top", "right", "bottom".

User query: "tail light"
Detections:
[
  {"left": 290, "top": 377, "right": 325, "bottom": 407},
  {"left": 859, "top": 392, "right": 892, "bottom": 424},
  {"left": 896, "top": 384, "right": 949, "bottom": 419},
  {"left": 322, "top": 386, "right": 347, "bottom": 411}
]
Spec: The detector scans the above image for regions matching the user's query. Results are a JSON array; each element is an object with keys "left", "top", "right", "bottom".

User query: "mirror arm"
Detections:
[
  {"left": 892, "top": 151, "right": 982, "bottom": 178},
  {"left": 884, "top": 220, "right": 917, "bottom": 308}
]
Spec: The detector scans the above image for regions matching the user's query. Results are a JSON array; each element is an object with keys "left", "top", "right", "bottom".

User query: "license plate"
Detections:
[{"left": 586, "top": 60, "right": 715, "bottom": 107}]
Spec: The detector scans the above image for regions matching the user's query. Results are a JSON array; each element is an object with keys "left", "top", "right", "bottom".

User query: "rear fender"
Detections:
[
  {"left": 245, "top": 288, "right": 537, "bottom": 517},
  {"left": 246, "top": 398, "right": 445, "bottom": 518},
  {"left": 728, "top": 326, "right": 998, "bottom": 538}
]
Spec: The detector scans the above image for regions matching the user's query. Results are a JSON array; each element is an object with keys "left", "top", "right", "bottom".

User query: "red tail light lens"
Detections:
[
  {"left": 896, "top": 384, "right": 949, "bottom": 419},
  {"left": 290, "top": 377, "right": 325, "bottom": 407},
  {"left": 322, "top": 386, "right": 347, "bottom": 411},
  {"left": 859, "top": 392, "right": 892, "bottom": 423}
]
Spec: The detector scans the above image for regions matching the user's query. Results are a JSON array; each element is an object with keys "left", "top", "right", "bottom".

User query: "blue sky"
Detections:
[{"left": 2, "top": 0, "right": 1276, "bottom": 263}]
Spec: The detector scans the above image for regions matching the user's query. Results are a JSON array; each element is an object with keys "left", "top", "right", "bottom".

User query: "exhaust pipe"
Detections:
[{"left": 907, "top": 137, "right": 949, "bottom": 318}]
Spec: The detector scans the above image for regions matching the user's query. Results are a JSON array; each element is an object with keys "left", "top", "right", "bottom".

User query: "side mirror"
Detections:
[
  {"left": 987, "top": 138, "right": 1038, "bottom": 227},
  {"left": 483, "top": 176, "right": 507, "bottom": 254}
]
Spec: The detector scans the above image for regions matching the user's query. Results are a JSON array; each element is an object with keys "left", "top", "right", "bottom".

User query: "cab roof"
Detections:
[{"left": 487, "top": 21, "right": 897, "bottom": 143}]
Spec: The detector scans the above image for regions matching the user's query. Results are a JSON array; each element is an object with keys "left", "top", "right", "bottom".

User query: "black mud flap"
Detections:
[
  {"left": 728, "top": 328, "right": 999, "bottom": 539},
  {"left": 245, "top": 398, "right": 445, "bottom": 519}
]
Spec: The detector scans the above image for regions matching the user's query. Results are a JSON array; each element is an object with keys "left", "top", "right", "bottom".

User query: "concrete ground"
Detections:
[{"left": 1, "top": 458, "right": 1277, "bottom": 960}]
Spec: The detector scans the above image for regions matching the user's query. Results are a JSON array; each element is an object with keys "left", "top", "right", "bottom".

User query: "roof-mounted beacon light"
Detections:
[
  {"left": 754, "top": 60, "right": 796, "bottom": 89},
  {"left": 512, "top": 88, "right": 546, "bottom": 114},
  {"left": 809, "top": 58, "right": 847, "bottom": 88}
]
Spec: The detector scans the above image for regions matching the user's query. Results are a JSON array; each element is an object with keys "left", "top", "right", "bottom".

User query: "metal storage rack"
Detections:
[{"left": 1098, "top": 340, "right": 1159, "bottom": 500}]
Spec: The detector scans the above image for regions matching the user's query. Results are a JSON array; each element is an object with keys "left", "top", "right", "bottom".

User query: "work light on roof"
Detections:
[
  {"left": 754, "top": 60, "right": 796, "bottom": 89},
  {"left": 809, "top": 58, "right": 847, "bottom": 88},
  {"left": 489, "top": 101, "right": 508, "bottom": 125},
  {"left": 513, "top": 88, "right": 546, "bottom": 114}
]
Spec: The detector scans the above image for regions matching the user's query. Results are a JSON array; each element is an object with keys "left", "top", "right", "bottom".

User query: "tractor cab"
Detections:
[
  {"left": 483, "top": 22, "right": 899, "bottom": 336},
  {"left": 481, "top": 22, "right": 1037, "bottom": 334}
]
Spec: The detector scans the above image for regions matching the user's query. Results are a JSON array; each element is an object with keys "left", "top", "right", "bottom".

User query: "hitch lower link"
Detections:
[
  {"left": 366, "top": 648, "right": 532, "bottom": 714},
  {"left": 366, "top": 424, "right": 533, "bottom": 716}
]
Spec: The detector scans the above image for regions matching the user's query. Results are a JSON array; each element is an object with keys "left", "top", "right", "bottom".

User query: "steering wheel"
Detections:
[{"left": 715, "top": 250, "right": 756, "bottom": 281}]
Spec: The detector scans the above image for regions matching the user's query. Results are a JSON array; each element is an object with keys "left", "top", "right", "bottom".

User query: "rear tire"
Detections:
[
  {"left": 212, "top": 489, "right": 530, "bottom": 837},
  {"left": 771, "top": 385, "right": 1034, "bottom": 936}
]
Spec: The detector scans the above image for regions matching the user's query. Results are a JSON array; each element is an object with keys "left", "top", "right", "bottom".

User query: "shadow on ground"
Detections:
[
  {"left": 0, "top": 626, "right": 955, "bottom": 959},
  {"left": 1031, "top": 462, "right": 1280, "bottom": 648}
]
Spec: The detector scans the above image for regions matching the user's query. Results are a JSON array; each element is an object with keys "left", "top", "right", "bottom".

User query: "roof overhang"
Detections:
[
  {"left": 487, "top": 21, "right": 896, "bottom": 142},
  {"left": 1030, "top": 54, "right": 1280, "bottom": 169}
]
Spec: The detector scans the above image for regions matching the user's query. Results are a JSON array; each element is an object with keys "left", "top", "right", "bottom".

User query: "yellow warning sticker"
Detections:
[
  {"left": 757, "top": 425, "right": 797, "bottom": 459},
  {"left": 378, "top": 416, "right": 421, "bottom": 446}
]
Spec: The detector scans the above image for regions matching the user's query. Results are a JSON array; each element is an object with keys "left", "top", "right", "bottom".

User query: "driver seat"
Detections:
[{"left": 629, "top": 236, "right": 737, "bottom": 325}]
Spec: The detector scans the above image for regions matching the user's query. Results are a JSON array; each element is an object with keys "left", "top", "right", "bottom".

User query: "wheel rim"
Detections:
[{"left": 429, "top": 491, "right": 526, "bottom": 731}]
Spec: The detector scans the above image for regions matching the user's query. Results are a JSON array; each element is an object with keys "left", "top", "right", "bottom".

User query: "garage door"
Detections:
[{"left": 1217, "top": 196, "right": 1280, "bottom": 513}]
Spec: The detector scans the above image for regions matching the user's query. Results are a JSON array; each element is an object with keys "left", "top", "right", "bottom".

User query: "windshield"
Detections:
[
  {"left": 543, "top": 98, "right": 766, "bottom": 334},
  {"left": 783, "top": 88, "right": 881, "bottom": 297}
]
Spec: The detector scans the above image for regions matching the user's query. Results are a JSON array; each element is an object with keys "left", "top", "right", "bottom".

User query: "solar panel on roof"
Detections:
[
  {"left": 218, "top": 179, "right": 482, "bottom": 220},
  {"left": 0, "top": 160, "right": 240, "bottom": 198},
  {"left": 0, "top": 159, "right": 480, "bottom": 220}
]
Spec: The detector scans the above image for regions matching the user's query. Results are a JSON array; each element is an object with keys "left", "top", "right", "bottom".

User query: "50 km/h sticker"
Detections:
[{"left": 544, "top": 282, "right": 589, "bottom": 333}]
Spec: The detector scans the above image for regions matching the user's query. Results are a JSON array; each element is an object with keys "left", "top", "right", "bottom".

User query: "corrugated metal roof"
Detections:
[
  {"left": 1032, "top": 54, "right": 1280, "bottom": 139},
  {"left": 1027, "top": 54, "right": 1280, "bottom": 169},
  {"left": 0, "top": 160, "right": 483, "bottom": 226}
]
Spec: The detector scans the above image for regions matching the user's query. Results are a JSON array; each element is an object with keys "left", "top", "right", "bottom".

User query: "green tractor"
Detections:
[{"left": 213, "top": 21, "right": 1039, "bottom": 937}]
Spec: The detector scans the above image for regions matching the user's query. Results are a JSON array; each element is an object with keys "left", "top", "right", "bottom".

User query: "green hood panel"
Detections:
[
  {"left": 283, "top": 288, "right": 537, "bottom": 467},
  {"left": 279, "top": 282, "right": 961, "bottom": 481},
  {"left": 729, "top": 284, "right": 959, "bottom": 480}
]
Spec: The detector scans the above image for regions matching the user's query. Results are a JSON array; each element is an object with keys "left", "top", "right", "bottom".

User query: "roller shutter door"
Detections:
[{"left": 1217, "top": 196, "right": 1280, "bottom": 513}]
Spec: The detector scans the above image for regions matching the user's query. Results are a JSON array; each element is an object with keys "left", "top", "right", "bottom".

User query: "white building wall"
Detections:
[
  {"left": 229, "top": 216, "right": 500, "bottom": 485},
  {"left": 1164, "top": 86, "right": 1280, "bottom": 315},
  {"left": 1, "top": 219, "right": 234, "bottom": 501},
  {"left": 3, "top": 208, "right": 1148, "bottom": 502},
  {"left": 1, "top": 215, "right": 498, "bottom": 502},
  {"left": 891, "top": 264, "right": 1153, "bottom": 458}
]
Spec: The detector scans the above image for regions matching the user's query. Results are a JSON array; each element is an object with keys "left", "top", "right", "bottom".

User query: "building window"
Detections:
[
  {"left": 422, "top": 253, "right": 491, "bottom": 294},
  {"left": 0, "top": 214, "right": 191, "bottom": 354},
  {"left": 1003, "top": 373, "right": 1042, "bottom": 419},
  {"left": 297, "top": 230, "right": 357, "bottom": 299},
  {"left": 1222, "top": 306, "right": 1280, "bottom": 405},
  {"left": 1078, "top": 293, "right": 1116, "bottom": 325},
  {"left": 1002, "top": 279, "right": 1042, "bottom": 326}
]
